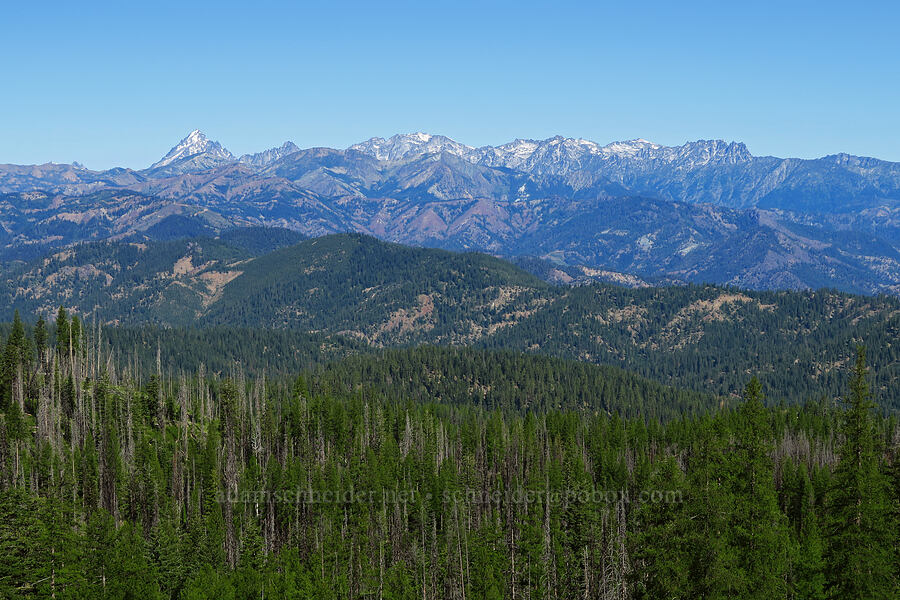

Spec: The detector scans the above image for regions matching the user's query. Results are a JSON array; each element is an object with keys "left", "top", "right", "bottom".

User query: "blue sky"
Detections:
[{"left": 2, "top": 0, "right": 898, "bottom": 169}]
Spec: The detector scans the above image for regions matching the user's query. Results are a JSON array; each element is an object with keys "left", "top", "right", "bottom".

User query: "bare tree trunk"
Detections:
[
  {"left": 156, "top": 343, "right": 165, "bottom": 430},
  {"left": 224, "top": 411, "right": 239, "bottom": 568}
]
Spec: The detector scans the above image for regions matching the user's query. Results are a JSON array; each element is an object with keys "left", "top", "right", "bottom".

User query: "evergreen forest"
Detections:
[{"left": 0, "top": 308, "right": 898, "bottom": 598}]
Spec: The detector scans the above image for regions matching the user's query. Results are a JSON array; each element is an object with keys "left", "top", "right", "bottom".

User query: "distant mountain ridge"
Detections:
[
  {"left": 5, "top": 129, "right": 898, "bottom": 212},
  {"left": 238, "top": 141, "right": 300, "bottom": 168},
  {"left": 0, "top": 130, "right": 899, "bottom": 295}
]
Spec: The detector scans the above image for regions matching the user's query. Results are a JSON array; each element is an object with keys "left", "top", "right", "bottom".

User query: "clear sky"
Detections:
[{"left": 2, "top": 0, "right": 898, "bottom": 169}]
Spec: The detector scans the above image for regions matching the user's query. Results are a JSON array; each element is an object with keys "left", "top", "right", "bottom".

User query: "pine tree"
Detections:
[
  {"left": 34, "top": 316, "right": 47, "bottom": 368},
  {"left": 824, "top": 347, "right": 897, "bottom": 598},
  {"left": 55, "top": 307, "right": 70, "bottom": 355},
  {"left": 793, "top": 465, "right": 825, "bottom": 600},
  {"left": 688, "top": 420, "right": 740, "bottom": 599},
  {"left": 70, "top": 314, "right": 82, "bottom": 354},
  {"left": 0, "top": 489, "right": 44, "bottom": 596},
  {"left": 1, "top": 310, "right": 26, "bottom": 410},
  {"left": 892, "top": 426, "right": 900, "bottom": 590},
  {"left": 38, "top": 495, "right": 86, "bottom": 599},
  {"left": 730, "top": 377, "right": 790, "bottom": 598},
  {"left": 628, "top": 456, "right": 691, "bottom": 598}
]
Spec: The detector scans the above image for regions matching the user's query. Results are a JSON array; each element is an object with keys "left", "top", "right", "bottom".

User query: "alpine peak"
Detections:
[{"left": 149, "top": 129, "right": 235, "bottom": 171}]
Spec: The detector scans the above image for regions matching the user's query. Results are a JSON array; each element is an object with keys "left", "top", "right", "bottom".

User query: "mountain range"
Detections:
[{"left": 1, "top": 130, "right": 899, "bottom": 294}]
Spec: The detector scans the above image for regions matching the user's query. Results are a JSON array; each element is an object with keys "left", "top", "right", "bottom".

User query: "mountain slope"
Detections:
[
  {"left": 238, "top": 141, "right": 300, "bottom": 167},
  {"left": 0, "top": 229, "right": 305, "bottom": 325},
  {"left": 1, "top": 232, "right": 897, "bottom": 407},
  {"left": 351, "top": 134, "right": 900, "bottom": 214},
  {"left": 479, "top": 282, "right": 900, "bottom": 406},
  {"left": 202, "top": 233, "right": 549, "bottom": 343},
  {"left": 5, "top": 130, "right": 900, "bottom": 215}
]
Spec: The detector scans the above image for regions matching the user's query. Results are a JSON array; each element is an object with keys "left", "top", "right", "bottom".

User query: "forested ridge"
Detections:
[
  {"left": 2, "top": 232, "right": 898, "bottom": 408},
  {"left": 0, "top": 309, "right": 898, "bottom": 598}
]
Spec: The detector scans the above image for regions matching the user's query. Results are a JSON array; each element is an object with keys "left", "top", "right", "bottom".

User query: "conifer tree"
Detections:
[
  {"left": 793, "top": 465, "right": 826, "bottom": 599},
  {"left": 730, "top": 377, "right": 790, "bottom": 598},
  {"left": 55, "top": 307, "right": 69, "bottom": 355},
  {"left": 893, "top": 427, "right": 900, "bottom": 589},
  {"left": 1, "top": 310, "right": 26, "bottom": 410},
  {"left": 34, "top": 316, "right": 47, "bottom": 358},
  {"left": 70, "top": 313, "right": 82, "bottom": 353},
  {"left": 824, "top": 347, "right": 897, "bottom": 598}
]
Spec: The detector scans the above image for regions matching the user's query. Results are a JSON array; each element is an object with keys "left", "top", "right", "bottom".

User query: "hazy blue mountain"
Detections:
[
  {"left": 1, "top": 130, "right": 899, "bottom": 294},
  {"left": 350, "top": 133, "right": 900, "bottom": 214}
]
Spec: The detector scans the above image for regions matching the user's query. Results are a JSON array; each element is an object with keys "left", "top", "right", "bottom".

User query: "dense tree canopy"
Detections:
[{"left": 0, "top": 311, "right": 897, "bottom": 598}]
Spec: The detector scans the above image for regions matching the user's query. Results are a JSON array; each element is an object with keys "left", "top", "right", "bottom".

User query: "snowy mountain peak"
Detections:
[
  {"left": 677, "top": 140, "right": 753, "bottom": 164},
  {"left": 600, "top": 138, "right": 662, "bottom": 157},
  {"left": 349, "top": 132, "right": 475, "bottom": 161},
  {"left": 184, "top": 129, "right": 205, "bottom": 145},
  {"left": 495, "top": 139, "right": 541, "bottom": 158},
  {"left": 238, "top": 141, "right": 300, "bottom": 168},
  {"left": 149, "top": 130, "right": 235, "bottom": 171}
]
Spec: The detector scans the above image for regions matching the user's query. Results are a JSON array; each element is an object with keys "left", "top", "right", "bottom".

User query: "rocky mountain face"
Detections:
[
  {"left": 351, "top": 133, "right": 900, "bottom": 215},
  {"left": 349, "top": 132, "right": 475, "bottom": 162},
  {"left": 239, "top": 141, "right": 300, "bottom": 168},
  {"left": 1, "top": 130, "right": 899, "bottom": 295},
  {"left": 147, "top": 129, "right": 235, "bottom": 176}
]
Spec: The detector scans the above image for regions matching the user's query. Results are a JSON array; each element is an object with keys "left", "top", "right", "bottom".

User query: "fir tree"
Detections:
[
  {"left": 730, "top": 377, "right": 790, "bottom": 598},
  {"left": 793, "top": 465, "right": 826, "bottom": 600},
  {"left": 55, "top": 306, "right": 69, "bottom": 355},
  {"left": 34, "top": 317, "right": 47, "bottom": 361},
  {"left": 1, "top": 310, "right": 26, "bottom": 410},
  {"left": 824, "top": 347, "right": 897, "bottom": 598}
]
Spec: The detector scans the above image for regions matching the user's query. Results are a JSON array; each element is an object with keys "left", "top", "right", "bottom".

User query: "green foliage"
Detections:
[
  {"left": 1, "top": 310, "right": 26, "bottom": 410},
  {"left": 56, "top": 306, "right": 69, "bottom": 354},
  {"left": 0, "top": 312, "right": 897, "bottom": 598},
  {"left": 2, "top": 233, "right": 900, "bottom": 409},
  {"left": 313, "top": 346, "right": 716, "bottom": 419},
  {"left": 730, "top": 378, "right": 791, "bottom": 598},
  {"left": 824, "top": 347, "right": 899, "bottom": 598}
]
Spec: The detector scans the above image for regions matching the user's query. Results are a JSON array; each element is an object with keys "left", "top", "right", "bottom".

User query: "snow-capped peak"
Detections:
[
  {"left": 600, "top": 138, "right": 662, "bottom": 157},
  {"left": 349, "top": 132, "right": 475, "bottom": 161},
  {"left": 238, "top": 141, "right": 300, "bottom": 168},
  {"left": 149, "top": 129, "right": 235, "bottom": 170},
  {"left": 495, "top": 139, "right": 541, "bottom": 159}
]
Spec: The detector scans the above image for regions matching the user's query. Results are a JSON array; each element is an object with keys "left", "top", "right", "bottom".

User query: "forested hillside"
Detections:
[
  {"left": 480, "top": 283, "right": 900, "bottom": 409},
  {"left": 0, "top": 228, "right": 307, "bottom": 325},
  {"left": 7, "top": 3, "right": 900, "bottom": 598},
  {"left": 310, "top": 347, "right": 715, "bottom": 419},
  {"left": 2, "top": 232, "right": 898, "bottom": 408},
  {"left": 200, "top": 234, "right": 548, "bottom": 342},
  {"left": 0, "top": 310, "right": 898, "bottom": 598}
]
